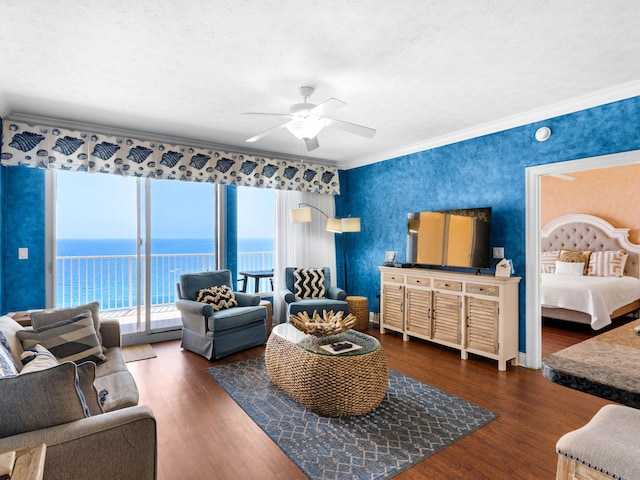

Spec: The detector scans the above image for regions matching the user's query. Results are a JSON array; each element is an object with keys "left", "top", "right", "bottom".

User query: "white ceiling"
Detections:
[{"left": 1, "top": 1, "right": 639, "bottom": 170}]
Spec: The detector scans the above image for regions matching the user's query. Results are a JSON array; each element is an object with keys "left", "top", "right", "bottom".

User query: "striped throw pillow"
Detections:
[
  {"left": 196, "top": 285, "right": 238, "bottom": 311},
  {"left": 540, "top": 251, "right": 559, "bottom": 273},
  {"left": 293, "top": 268, "right": 326, "bottom": 299},
  {"left": 559, "top": 249, "right": 592, "bottom": 275},
  {"left": 0, "top": 332, "right": 19, "bottom": 377},
  {"left": 587, "top": 250, "right": 628, "bottom": 277},
  {"left": 17, "top": 311, "right": 106, "bottom": 364}
]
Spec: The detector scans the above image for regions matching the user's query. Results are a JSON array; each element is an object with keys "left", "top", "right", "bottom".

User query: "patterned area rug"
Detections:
[
  {"left": 208, "top": 357, "right": 497, "bottom": 480},
  {"left": 542, "top": 318, "right": 640, "bottom": 408}
]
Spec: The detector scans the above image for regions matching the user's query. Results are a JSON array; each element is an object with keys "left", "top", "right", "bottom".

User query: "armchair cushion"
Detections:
[
  {"left": 179, "top": 270, "right": 233, "bottom": 301},
  {"left": 196, "top": 285, "right": 238, "bottom": 311},
  {"left": 17, "top": 311, "right": 106, "bottom": 364},
  {"left": 208, "top": 305, "right": 267, "bottom": 331},
  {"left": 293, "top": 268, "right": 326, "bottom": 299}
]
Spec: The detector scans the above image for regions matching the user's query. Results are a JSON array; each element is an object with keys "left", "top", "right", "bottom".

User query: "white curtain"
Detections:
[{"left": 273, "top": 190, "right": 338, "bottom": 324}]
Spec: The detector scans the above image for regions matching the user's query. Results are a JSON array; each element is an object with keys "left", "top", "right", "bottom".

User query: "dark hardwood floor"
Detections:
[{"left": 127, "top": 326, "right": 614, "bottom": 480}]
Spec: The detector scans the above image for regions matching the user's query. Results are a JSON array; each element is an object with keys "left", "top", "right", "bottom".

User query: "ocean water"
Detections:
[{"left": 56, "top": 238, "right": 273, "bottom": 309}]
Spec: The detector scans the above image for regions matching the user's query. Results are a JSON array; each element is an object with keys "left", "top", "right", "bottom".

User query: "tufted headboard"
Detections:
[{"left": 540, "top": 214, "right": 640, "bottom": 279}]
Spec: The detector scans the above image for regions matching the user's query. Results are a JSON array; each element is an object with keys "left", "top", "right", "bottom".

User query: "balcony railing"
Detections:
[{"left": 56, "top": 251, "right": 274, "bottom": 310}]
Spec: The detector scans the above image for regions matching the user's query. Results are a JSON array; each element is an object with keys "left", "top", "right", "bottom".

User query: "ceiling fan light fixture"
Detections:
[{"left": 286, "top": 118, "right": 325, "bottom": 140}]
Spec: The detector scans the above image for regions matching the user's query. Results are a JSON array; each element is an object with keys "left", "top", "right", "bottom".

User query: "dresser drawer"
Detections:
[
  {"left": 383, "top": 272, "right": 404, "bottom": 283},
  {"left": 466, "top": 283, "right": 499, "bottom": 297},
  {"left": 433, "top": 279, "right": 462, "bottom": 292},
  {"left": 407, "top": 275, "right": 431, "bottom": 287}
]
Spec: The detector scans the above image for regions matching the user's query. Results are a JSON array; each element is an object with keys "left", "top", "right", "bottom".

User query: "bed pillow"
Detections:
[
  {"left": 587, "top": 250, "right": 628, "bottom": 277},
  {"left": 559, "top": 249, "right": 592, "bottom": 275},
  {"left": 17, "top": 311, "right": 106, "bottom": 364},
  {"left": 293, "top": 268, "right": 326, "bottom": 299},
  {"left": 540, "top": 251, "right": 559, "bottom": 273},
  {"left": 555, "top": 261, "right": 584, "bottom": 276}
]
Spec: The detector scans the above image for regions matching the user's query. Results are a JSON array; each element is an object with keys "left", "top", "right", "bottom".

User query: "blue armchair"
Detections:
[
  {"left": 176, "top": 270, "right": 267, "bottom": 360},
  {"left": 280, "top": 267, "right": 348, "bottom": 320}
]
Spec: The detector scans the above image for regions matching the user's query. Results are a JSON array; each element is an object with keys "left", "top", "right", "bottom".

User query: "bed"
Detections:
[{"left": 540, "top": 214, "right": 640, "bottom": 330}]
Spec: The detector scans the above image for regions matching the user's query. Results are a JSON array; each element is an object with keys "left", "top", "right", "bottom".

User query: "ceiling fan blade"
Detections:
[
  {"left": 241, "top": 112, "right": 292, "bottom": 118},
  {"left": 324, "top": 118, "right": 376, "bottom": 138},
  {"left": 304, "top": 136, "right": 319, "bottom": 151},
  {"left": 310, "top": 98, "right": 346, "bottom": 117},
  {"left": 246, "top": 121, "right": 290, "bottom": 143}
]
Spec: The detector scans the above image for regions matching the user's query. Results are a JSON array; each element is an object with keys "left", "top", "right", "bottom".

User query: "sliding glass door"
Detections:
[{"left": 53, "top": 170, "right": 216, "bottom": 340}]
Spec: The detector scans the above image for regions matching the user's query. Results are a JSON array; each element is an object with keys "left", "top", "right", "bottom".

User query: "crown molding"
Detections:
[{"left": 343, "top": 81, "right": 640, "bottom": 170}]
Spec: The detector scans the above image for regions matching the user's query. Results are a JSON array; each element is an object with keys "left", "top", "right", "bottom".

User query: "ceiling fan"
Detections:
[{"left": 242, "top": 86, "right": 376, "bottom": 151}]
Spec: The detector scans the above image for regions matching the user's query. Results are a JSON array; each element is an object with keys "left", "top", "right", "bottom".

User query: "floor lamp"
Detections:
[{"left": 340, "top": 217, "right": 361, "bottom": 293}]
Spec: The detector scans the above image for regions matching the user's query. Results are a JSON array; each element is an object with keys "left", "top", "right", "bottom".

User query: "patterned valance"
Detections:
[{"left": 1, "top": 120, "right": 340, "bottom": 194}]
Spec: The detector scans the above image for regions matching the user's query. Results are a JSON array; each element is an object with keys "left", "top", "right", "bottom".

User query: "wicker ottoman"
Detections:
[
  {"left": 346, "top": 296, "right": 369, "bottom": 330},
  {"left": 265, "top": 323, "right": 388, "bottom": 417}
]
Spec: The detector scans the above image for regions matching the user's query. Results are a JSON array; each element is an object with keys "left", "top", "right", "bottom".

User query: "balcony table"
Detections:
[{"left": 239, "top": 270, "right": 274, "bottom": 293}]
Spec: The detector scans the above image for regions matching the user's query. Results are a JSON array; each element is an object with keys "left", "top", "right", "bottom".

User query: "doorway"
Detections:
[{"left": 524, "top": 149, "right": 640, "bottom": 368}]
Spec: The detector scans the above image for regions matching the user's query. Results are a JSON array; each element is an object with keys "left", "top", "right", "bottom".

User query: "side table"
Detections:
[
  {"left": 259, "top": 299, "right": 273, "bottom": 336},
  {"left": 0, "top": 444, "right": 46, "bottom": 480},
  {"left": 346, "top": 296, "right": 369, "bottom": 330}
]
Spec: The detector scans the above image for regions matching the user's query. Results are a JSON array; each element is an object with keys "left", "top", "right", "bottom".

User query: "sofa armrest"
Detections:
[
  {"left": 234, "top": 292, "right": 260, "bottom": 306},
  {"left": 280, "top": 288, "right": 295, "bottom": 304},
  {"left": 0, "top": 405, "right": 157, "bottom": 480},
  {"left": 99, "top": 319, "right": 122, "bottom": 348},
  {"left": 327, "top": 286, "right": 347, "bottom": 300}
]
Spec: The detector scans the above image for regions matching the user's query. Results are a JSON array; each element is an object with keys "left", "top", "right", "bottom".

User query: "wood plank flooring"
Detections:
[{"left": 126, "top": 326, "right": 613, "bottom": 480}]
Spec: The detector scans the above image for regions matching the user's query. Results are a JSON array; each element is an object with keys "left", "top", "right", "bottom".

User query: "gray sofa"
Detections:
[{"left": 0, "top": 305, "right": 157, "bottom": 480}]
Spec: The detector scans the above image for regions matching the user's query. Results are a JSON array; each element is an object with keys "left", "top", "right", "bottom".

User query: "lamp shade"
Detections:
[
  {"left": 341, "top": 217, "right": 361, "bottom": 232},
  {"left": 326, "top": 218, "right": 342, "bottom": 233},
  {"left": 290, "top": 207, "right": 312, "bottom": 223},
  {"left": 286, "top": 118, "right": 325, "bottom": 140}
]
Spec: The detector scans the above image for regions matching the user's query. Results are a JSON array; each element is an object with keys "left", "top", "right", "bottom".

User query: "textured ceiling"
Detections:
[{"left": 1, "top": 1, "right": 639, "bottom": 169}]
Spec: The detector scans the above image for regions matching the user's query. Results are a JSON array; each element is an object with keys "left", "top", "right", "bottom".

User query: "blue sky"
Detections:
[{"left": 56, "top": 171, "right": 274, "bottom": 239}]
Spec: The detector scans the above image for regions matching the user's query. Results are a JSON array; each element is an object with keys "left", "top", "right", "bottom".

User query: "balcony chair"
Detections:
[
  {"left": 280, "top": 267, "right": 348, "bottom": 320},
  {"left": 176, "top": 270, "right": 267, "bottom": 360}
]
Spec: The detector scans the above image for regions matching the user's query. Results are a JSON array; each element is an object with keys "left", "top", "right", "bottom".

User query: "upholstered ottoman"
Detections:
[{"left": 556, "top": 404, "right": 640, "bottom": 480}]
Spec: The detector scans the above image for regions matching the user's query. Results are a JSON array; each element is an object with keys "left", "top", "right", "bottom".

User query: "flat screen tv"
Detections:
[{"left": 406, "top": 207, "right": 492, "bottom": 270}]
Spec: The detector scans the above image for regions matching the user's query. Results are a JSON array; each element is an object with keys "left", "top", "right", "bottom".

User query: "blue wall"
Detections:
[{"left": 336, "top": 96, "right": 640, "bottom": 352}]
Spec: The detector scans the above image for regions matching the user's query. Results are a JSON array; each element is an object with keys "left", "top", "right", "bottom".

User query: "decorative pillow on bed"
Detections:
[
  {"left": 587, "top": 250, "right": 628, "bottom": 277},
  {"left": 559, "top": 249, "right": 592, "bottom": 275},
  {"left": 555, "top": 261, "right": 585, "bottom": 276},
  {"left": 196, "top": 285, "right": 238, "bottom": 311},
  {"left": 540, "top": 250, "right": 559, "bottom": 273},
  {"left": 293, "top": 268, "right": 326, "bottom": 299}
]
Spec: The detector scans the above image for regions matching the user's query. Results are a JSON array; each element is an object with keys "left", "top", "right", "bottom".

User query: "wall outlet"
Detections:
[
  {"left": 18, "top": 247, "right": 28, "bottom": 260},
  {"left": 493, "top": 247, "right": 504, "bottom": 259}
]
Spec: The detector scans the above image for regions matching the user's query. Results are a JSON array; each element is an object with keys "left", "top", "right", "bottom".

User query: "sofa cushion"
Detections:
[
  {"left": 196, "top": 285, "right": 239, "bottom": 311},
  {"left": 0, "top": 332, "right": 19, "bottom": 377},
  {"left": 76, "top": 361, "right": 104, "bottom": 416},
  {"left": 0, "top": 361, "right": 89, "bottom": 438},
  {"left": 293, "top": 268, "right": 326, "bottom": 299},
  {"left": 0, "top": 316, "right": 25, "bottom": 366},
  {"left": 30, "top": 302, "right": 102, "bottom": 344},
  {"left": 19, "top": 344, "right": 59, "bottom": 374},
  {"left": 17, "top": 311, "right": 106, "bottom": 364}
]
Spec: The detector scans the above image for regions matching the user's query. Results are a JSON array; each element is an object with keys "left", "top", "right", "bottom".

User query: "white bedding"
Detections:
[{"left": 540, "top": 273, "right": 640, "bottom": 330}]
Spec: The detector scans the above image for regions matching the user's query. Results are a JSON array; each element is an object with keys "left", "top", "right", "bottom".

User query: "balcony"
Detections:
[{"left": 56, "top": 250, "right": 274, "bottom": 333}]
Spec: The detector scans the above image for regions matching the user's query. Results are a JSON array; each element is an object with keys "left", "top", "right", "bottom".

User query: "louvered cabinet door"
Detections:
[
  {"left": 466, "top": 296, "right": 499, "bottom": 354},
  {"left": 381, "top": 284, "right": 404, "bottom": 330},
  {"left": 432, "top": 292, "right": 461, "bottom": 344},
  {"left": 406, "top": 288, "right": 432, "bottom": 337}
]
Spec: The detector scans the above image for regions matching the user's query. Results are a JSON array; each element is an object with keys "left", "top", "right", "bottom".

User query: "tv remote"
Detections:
[{"left": 331, "top": 342, "right": 352, "bottom": 351}]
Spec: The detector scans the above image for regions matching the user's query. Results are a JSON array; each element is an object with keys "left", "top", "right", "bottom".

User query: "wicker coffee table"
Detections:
[{"left": 265, "top": 323, "right": 388, "bottom": 417}]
